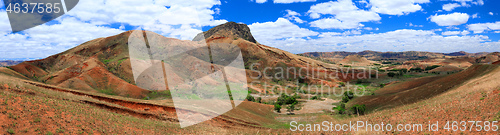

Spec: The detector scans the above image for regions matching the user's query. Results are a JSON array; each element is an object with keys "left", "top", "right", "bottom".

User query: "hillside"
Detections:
[
  {"left": 6, "top": 22, "right": 342, "bottom": 99},
  {"left": 350, "top": 64, "right": 499, "bottom": 111},
  {"left": 338, "top": 55, "right": 376, "bottom": 66},
  {"left": 1, "top": 21, "right": 500, "bottom": 134}
]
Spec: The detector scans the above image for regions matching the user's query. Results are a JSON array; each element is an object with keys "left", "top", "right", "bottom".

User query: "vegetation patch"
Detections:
[{"left": 98, "top": 89, "right": 117, "bottom": 96}]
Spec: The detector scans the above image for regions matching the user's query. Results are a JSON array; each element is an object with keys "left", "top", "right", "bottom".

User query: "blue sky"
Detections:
[{"left": 0, "top": 0, "right": 499, "bottom": 60}]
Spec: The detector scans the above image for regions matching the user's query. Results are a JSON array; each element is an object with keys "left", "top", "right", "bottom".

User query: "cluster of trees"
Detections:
[
  {"left": 246, "top": 95, "right": 262, "bottom": 103},
  {"left": 274, "top": 93, "right": 300, "bottom": 113},
  {"left": 387, "top": 65, "right": 442, "bottom": 77},
  {"left": 333, "top": 91, "right": 366, "bottom": 116},
  {"left": 410, "top": 67, "right": 424, "bottom": 72},
  {"left": 425, "top": 65, "right": 440, "bottom": 71},
  {"left": 387, "top": 68, "right": 408, "bottom": 78}
]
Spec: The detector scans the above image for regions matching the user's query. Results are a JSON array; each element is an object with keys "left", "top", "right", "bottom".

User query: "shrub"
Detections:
[
  {"left": 338, "top": 82, "right": 346, "bottom": 87},
  {"left": 246, "top": 95, "right": 255, "bottom": 102},
  {"left": 341, "top": 96, "right": 350, "bottom": 103},
  {"left": 310, "top": 96, "right": 319, "bottom": 100},
  {"left": 380, "top": 83, "right": 386, "bottom": 88},
  {"left": 256, "top": 97, "right": 262, "bottom": 103},
  {"left": 401, "top": 68, "right": 408, "bottom": 73},
  {"left": 287, "top": 102, "right": 296, "bottom": 114},
  {"left": 356, "top": 79, "right": 363, "bottom": 84},
  {"left": 333, "top": 103, "right": 347, "bottom": 114},
  {"left": 340, "top": 91, "right": 355, "bottom": 103},
  {"left": 344, "top": 91, "right": 354, "bottom": 100},
  {"left": 274, "top": 104, "right": 281, "bottom": 113},
  {"left": 387, "top": 72, "right": 396, "bottom": 77},
  {"left": 7, "top": 128, "right": 14, "bottom": 134}
]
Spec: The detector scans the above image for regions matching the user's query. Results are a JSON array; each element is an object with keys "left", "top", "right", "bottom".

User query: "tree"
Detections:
[
  {"left": 341, "top": 96, "right": 350, "bottom": 103},
  {"left": 387, "top": 72, "right": 396, "bottom": 77},
  {"left": 246, "top": 95, "right": 255, "bottom": 102},
  {"left": 274, "top": 104, "right": 281, "bottom": 113},
  {"left": 333, "top": 103, "right": 346, "bottom": 114},
  {"left": 344, "top": 91, "right": 354, "bottom": 100},
  {"left": 341, "top": 91, "right": 354, "bottom": 103},
  {"left": 401, "top": 68, "right": 408, "bottom": 73},
  {"left": 350, "top": 104, "right": 366, "bottom": 116},
  {"left": 287, "top": 102, "right": 296, "bottom": 114},
  {"left": 256, "top": 97, "right": 262, "bottom": 103}
]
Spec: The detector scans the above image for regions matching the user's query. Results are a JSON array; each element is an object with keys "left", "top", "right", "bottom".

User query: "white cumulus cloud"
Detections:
[
  {"left": 467, "top": 21, "right": 500, "bottom": 33},
  {"left": 255, "top": 0, "right": 267, "bottom": 3},
  {"left": 307, "top": 0, "right": 380, "bottom": 29},
  {"left": 442, "top": 3, "right": 461, "bottom": 11},
  {"left": 430, "top": 13, "right": 469, "bottom": 26},
  {"left": 284, "top": 10, "right": 305, "bottom": 23},
  {"left": 273, "top": 0, "right": 316, "bottom": 4},
  {"left": 442, "top": 30, "right": 470, "bottom": 35},
  {"left": 249, "top": 18, "right": 318, "bottom": 44},
  {"left": 310, "top": 18, "right": 364, "bottom": 29},
  {"left": 369, "top": 0, "right": 430, "bottom": 15}
]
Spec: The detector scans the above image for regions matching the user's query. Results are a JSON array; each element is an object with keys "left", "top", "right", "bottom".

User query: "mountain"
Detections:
[
  {"left": 193, "top": 22, "right": 257, "bottom": 43},
  {"left": 338, "top": 55, "right": 376, "bottom": 66},
  {"left": 6, "top": 22, "right": 340, "bottom": 98},
  {"left": 0, "top": 60, "right": 23, "bottom": 67}
]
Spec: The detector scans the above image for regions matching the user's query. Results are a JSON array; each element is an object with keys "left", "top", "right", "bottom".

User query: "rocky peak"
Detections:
[{"left": 193, "top": 22, "right": 257, "bottom": 43}]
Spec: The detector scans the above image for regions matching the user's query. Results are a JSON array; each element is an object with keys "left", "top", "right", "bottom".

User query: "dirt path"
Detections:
[
  {"left": 275, "top": 98, "right": 339, "bottom": 114},
  {"left": 295, "top": 98, "right": 339, "bottom": 114}
]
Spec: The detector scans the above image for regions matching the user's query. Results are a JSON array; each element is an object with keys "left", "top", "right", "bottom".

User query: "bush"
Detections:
[
  {"left": 7, "top": 128, "right": 14, "bottom": 134},
  {"left": 387, "top": 72, "right": 396, "bottom": 77},
  {"left": 401, "top": 68, "right": 408, "bottom": 73},
  {"left": 344, "top": 91, "right": 354, "bottom": 100},
  {"left": 256, "top": 97, "right": 262, "bottom": 103},
  {"left": 274, "top": 104, "right": 282, "bottom": 113},
  {"left": 356, "top": 79, "right": 363, "bottom": 84},
  {"left": 341, "top": 96, "right": 350, "bottom": 103},
  {"left": 338, "top": 82, "right": 346, "bottom": 87},
  {"left": 333, "top": 103, "right": 347, "bottom": 114},
  {"left": 350, "top": 104, "right": 366, "bottom": 115},
  {"left": 246, "top": 95, "right": 255, "bottom": 102},
  {"left": 379, "top": 83, "right": 386, "bottom": 88},
  {"left": 310, "top": 95, "right": 319, "bottom": 100},
  {"left": 341, "top": 91, "right": 355, "bottom": 103},
  {"left": 287, "top": 102, "right": 296, "bottom": 114}
]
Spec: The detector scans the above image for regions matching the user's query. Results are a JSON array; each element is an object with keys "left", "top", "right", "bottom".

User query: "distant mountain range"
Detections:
[
  {"left": 301, "top": 50, "right": 492, "bottom": 61},
  {"left": 0, "top": 60, "right": 23, "bottom": 67}
]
